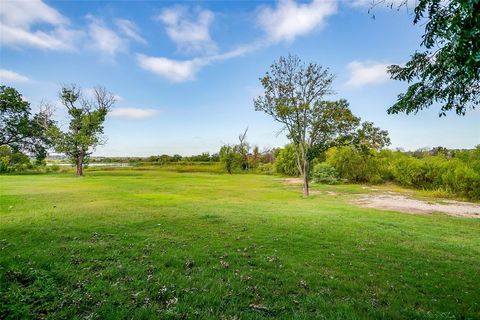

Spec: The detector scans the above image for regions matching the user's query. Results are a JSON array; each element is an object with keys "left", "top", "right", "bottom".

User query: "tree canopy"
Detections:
[
  {"left": 52, "top": 85, "right": 114, "bottom": 176},
  {"left": 0, "top": 85, "right": 54, "bottom": 161},
  {"left": 386, "top": 0, "right": 480, "bottom": 116}
]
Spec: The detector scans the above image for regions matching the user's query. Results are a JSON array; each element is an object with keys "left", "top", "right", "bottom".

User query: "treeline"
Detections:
[{"left": 90, "top": 153, "right": 220, "bottom": 164}]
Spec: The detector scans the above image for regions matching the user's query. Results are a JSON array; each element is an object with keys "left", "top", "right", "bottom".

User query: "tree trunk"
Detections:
[
  {"left": 76, "top": 153, "right": 84, "bottom": 176},
  {"left": 302, "top": 159, "right": 309, "bottom": 197},
  {"left": 302, "top": 173, "right": 309, "bottom": 197}
]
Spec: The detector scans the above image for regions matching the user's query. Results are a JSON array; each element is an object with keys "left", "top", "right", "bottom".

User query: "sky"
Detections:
[{"left": 1, "top": 0, "right": 479, "bottom": 156}]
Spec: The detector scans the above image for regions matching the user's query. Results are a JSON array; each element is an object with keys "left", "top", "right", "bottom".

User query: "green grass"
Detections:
[{"left": 1, "top": 169, "right": 479, "bottom": 319}]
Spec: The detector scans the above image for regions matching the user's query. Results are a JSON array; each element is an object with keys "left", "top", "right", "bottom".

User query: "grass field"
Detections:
[{"left": 1, "top": 168, "right": 479, "bottom": 319}]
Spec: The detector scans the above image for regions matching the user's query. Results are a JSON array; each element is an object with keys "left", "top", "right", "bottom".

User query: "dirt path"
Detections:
[
  {"left": 353, "top": 194, "right": 480, "bottom": 218},
  {"left": 278, "top": 178, "right": 480, "bottom": 218}
]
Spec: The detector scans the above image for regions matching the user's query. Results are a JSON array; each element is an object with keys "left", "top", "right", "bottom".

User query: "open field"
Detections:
[{"left": 1, "top": 168, "right": 479, "bottom": 319}]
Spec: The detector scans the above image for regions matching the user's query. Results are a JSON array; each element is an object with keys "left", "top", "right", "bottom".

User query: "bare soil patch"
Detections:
[
  {"left": 280, "top": 178, "right": 303, "bottom": 185},
  {"left": 353, "top": 194, "right": 480, "bottom": 218}
]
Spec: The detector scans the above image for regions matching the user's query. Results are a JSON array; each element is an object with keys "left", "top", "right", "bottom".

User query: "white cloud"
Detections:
[
  {"left": 115, "top": 19, "right": 147, "bottom": 44},
  {"left": 0, "top": 69, "right": 30, "bottom": 83},
  {"left": 0, "top": 0, "right": 80, "bottom": 50},
  {"left": 137, "top": 54, "right": 205, "bottom": 82},
  {"left": 344, "top": 61, "right": 391, "bottom": 87},
  {"left": 157, "top": 6, "right": 216, "bottom": 55},
  {"left": 109, "top": 107, "right": 159, "bottom": 120},
  {"left": 257, "top": 0, "right": 337, "bottom": 43},
  {"left": 136, "top": 44, "right": 257, "bottom": 83},
  {"left": 0, "top": 0, "right": 66, "bottom": 28},
  {"left": 86, "top": 16, "right": 126, "bottom": 57}
]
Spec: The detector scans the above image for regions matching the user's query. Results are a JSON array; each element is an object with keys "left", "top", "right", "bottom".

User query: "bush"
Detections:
[
  {"left": 326, "top": 146, "right": 386, "bottom": 184},
  {"left": 321, "top": 145, "right": 480, "bottom": 199},
  {"left": 440, "top": 160, "right": 480, "bottom": 199},
  {"left": 257, "top": 163, "right": 275, "bottom": 175},
  {"left": 0, "top": 146, "right": 33, "bottom": 173},
  {"left": 219, "top": 145, "right": 242, "bottom": 174},
  {"left": 275, "top": 144, "right": 299, "bottom": 176},
  {"left": 312, "top": 163, "right": 339, "bottom": 184},
  {"left": 47, "top": 164, "right": 61, "bottom": 173}
]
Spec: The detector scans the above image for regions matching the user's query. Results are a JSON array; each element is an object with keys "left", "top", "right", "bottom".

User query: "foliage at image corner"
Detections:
[{"left": 387, "top": 0, "right": 480, "bottom": 116}]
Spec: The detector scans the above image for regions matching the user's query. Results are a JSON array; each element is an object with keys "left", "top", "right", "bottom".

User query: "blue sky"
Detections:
[{"left": 1, "top": 0, "right": 479, "bottom": 156}]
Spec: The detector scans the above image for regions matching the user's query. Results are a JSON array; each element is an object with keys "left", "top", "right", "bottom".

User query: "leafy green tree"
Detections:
[
  {"left": 384, "top": 0, "right": 480, "bottom": 115},
  {"left": 53, "top": 85, "right": 114, "bottom": 176},
  {"left": 255, "top": 55, "right": 365, "bottom": 196},
  {"left": 219, "top": 145, "right": 241, "bottom": 174},
  {"left": 353, "top": 121, "right": 391, "bottom": 153},
  {"left": 171, "top": 154, "right": 183, "bottom": 162},
  {"left": 0, "top": 85, "right": 54, "bottom": 161}
]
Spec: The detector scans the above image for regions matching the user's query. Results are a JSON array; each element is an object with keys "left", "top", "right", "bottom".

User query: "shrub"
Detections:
[
  {"left": 219, "top": 145, "right": 242, "bottom": 174},
  {"left": 257, "top": 163, "right": 275, "bottom": 175},
  {"left": 47, "top": 165, "right": 61, "bottom": 173},
  {"left": 440, "top": 160, "right": 480, "bottom": 199},
  {"left": 321, "top": 145, "right": 480, "bottom": 199},
  {"left": 0, "top": 146, "right": 32, "bottom": 173},
  {"left": 275, "top": 144, "right": 299, "bottom": 176},
  {"left": 312, "top": 163, "right": 339, "bottom": 184},
  {"left": 326, "top": 146, "right": 385, "bottom": 183}
]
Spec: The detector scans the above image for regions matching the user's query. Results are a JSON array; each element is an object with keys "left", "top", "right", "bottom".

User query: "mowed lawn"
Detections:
[{"left": 1, "top": 169, "right": 479, "bottom": 319}]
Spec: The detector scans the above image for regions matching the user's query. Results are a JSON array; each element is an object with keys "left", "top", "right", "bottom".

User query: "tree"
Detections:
[
  {"left": 219, "top": 144, "right": 241, "bottom": 174},
  {"left": 353, "top": 121, "right": 391, "bottom": 153},
  {"left": 254, "top": 55, "right": 360, "bottom": 196},
  {"left": 249, "top": 145, "right": 261, "bottom": 169},
  {"left": 237, "top": 127, "right": 250, "bottom": 171},
  {"left": 383, "top": 0, "right": 480, "bottom": 116},
  {"left": 53, "top": 85, "right": 114, "bottom": 176},
  {"left": 0, "top": 85, "right": 54, "bottom": 161}
]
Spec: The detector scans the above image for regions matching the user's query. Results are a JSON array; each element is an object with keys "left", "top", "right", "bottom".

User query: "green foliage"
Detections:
[
  {"left": 312, "top": 163, "right": 339, "bottom": 184},
  {"left": 325, "top": 145, "right": 480, "bottom": 199},
  {"left": 0, "top": 145, "right": 33, "bottom": 173},
  {"left": 353, "top": 121, "right": 391, "bottom": 152},
  {"left": 47, "top": 164, "right": 61, "bottom": 173},
  {"left": 256, "top": 163, "right": 275, "bottom": 175},
  {"left": 0, "top": 86, "right": 54, "bottom": 161},
  {"left": 53, "top": 85, "right": 114, "bottom": 175},
  {"left": 326, "top": 146, "right": 387, "bottom": 184},
  {"left": 219, "top": 145, "right": 242, "bottom": 174},
  {"left": 387, "top": 0, "right": 480, "bottom": 115},
  {"left": 274, "top": 144, "right": 299, "bottom": 176}
]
